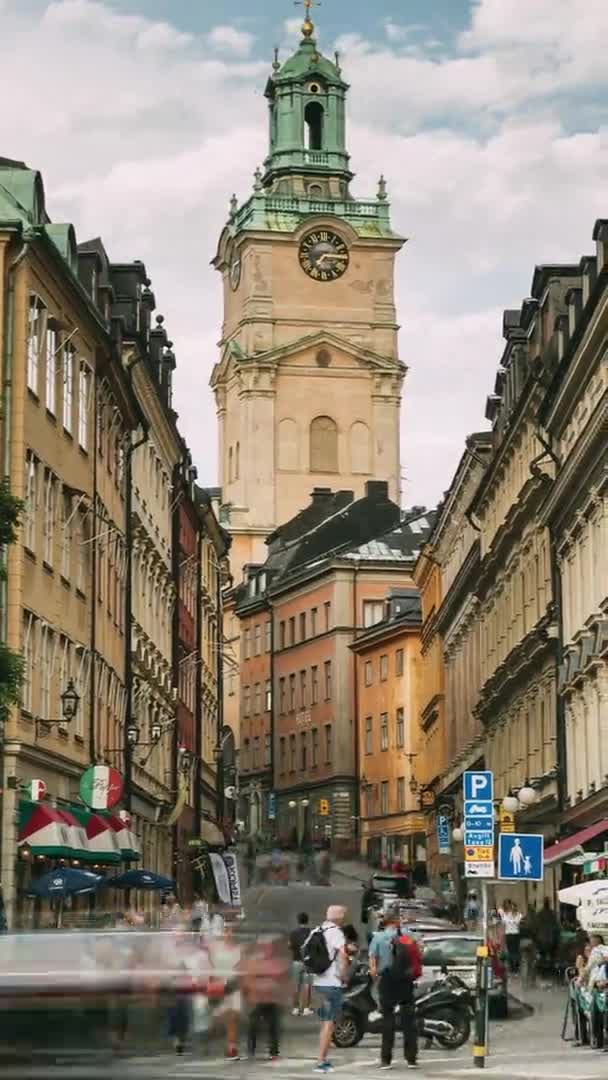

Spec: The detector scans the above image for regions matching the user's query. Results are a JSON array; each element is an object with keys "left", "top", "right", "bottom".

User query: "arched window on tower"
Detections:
[
  {"left": 310, "top": 416, "right": 338, "bottom": 473},
  {"left": 305, "top": 102, "right": 324, "bottom": 151}
]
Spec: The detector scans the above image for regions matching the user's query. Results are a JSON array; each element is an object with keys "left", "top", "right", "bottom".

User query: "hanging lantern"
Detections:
[{"left": 502, "top": 792, "right": 519, "bottom": 814}]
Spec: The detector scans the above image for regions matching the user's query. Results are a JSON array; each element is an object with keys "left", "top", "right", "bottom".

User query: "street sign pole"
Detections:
[
  {"left": 463, "top": 770, "right": 495, "bottom": 1068},
  {"left": 474, "top": 879, "right": 490, "bottom": 1068}
]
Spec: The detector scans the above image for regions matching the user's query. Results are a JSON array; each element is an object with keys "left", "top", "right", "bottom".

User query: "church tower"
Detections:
[{"left": 210, "top": 7, "right": 406, "bottom": 581}]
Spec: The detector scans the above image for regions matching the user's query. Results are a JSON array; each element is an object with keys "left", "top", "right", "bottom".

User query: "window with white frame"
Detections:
[
  {"left": 254, "top": 682, "right": 262, "bottom": 715},
  {"left": 76, "top": 510, "right": 88, "bottom": 593},
  {"left": 60, "top": 490, "right": 72, "bottom": 580},
  {"left": 22, "top": 613, "right": 34, "bottom": 713},
  {"left": 363, "top": 599, "right": 384, "bottom": 628},
  {"left": 265, "top": 620, "right": 272, "bottom": 652},
  {"left": 265, "top": 733, "right": 271, "bottom": 765},
  {"left": 23, "top": 451, "right": 38, "bottom": 552},
  {"left": 27, "top": 295, "right": 46, "bottom": 394},
  {"left": 380, "top": 712, "right": 389, "bottom": 750},
  {"left": 62, "top": 343, "right": 74, "bottom": 432},
  {"left": 265, "top": 679, "right": 272, "bottom": 712},
  {"left": 45, "top": 323, "right": 58, "bottom": 414},
  {"left": 254, "top": 624, "right": 261, "bottom": 656},
  {"left": 78, "top": 361, "right": 91, "bottom": 450},
  {"left": 397, "top": 777, "right": 406, "bottom": 811},
  {"left": 396, "top": 707, "right": 405, "bottom": 747},
  {"left": 43, "top": 469, "right": 57, "bottom": 566},
  {"left": 40, "top": 624, "right": 54, "bottom": 720}
]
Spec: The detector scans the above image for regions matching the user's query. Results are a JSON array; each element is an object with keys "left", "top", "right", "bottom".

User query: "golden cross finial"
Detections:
[{"left": 294, "top": 0, "right": 320, "bottom": 38}]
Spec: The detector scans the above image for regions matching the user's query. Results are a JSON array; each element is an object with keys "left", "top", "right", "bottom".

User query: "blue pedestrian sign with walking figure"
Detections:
[{"left": 498, "top": 833, "right": 544, "bottom": 881}]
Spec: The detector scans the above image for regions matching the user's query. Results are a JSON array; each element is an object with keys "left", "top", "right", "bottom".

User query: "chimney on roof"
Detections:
[
  {"left": 365, "top": 481, "right": 389, "bottom": 503},
  {"left": 311, "top": 487, "right": 333, "bottom": 503}
]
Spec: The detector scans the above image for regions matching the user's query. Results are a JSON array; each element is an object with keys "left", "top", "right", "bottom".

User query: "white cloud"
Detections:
[
  {"left": 207, "top": 24, "right": 253, "bottom": 57},
  {"left": 1, "top": 0, "right": 607, "bottom": 510}
]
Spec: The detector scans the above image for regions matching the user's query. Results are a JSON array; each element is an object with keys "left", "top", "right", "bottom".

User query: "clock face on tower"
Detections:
[{"left": 299, "top": 229, "right": 349, "bottom": 281}]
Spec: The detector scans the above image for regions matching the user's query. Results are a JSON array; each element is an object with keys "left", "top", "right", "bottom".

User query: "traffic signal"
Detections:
[{"left": 319, "top": 798, "right": 329, "bottom": 816}]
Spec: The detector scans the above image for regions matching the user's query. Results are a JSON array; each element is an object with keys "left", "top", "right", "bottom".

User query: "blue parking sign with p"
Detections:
[{"left": 463, "top": 771, "right": 494, "bottom": 803}]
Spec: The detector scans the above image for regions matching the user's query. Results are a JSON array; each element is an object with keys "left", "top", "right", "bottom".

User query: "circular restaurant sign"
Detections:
[{"left": 79, "top": 765, "right": 124, "bottom": 810}]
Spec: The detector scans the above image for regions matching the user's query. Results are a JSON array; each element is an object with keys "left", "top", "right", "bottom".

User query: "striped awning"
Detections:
[
  {"left": 70, "top": 807, "right": 122, "bottom": 865},
  {"left": 18, "top": 802, "right": 75, "bottom": 858},
  {"left": 104, "top": 813, "right": 141, "bottom": 861}
]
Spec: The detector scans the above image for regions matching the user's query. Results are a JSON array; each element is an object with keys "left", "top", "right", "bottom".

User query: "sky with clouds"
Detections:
[{"left": 1, "top": 0, "right": 607, "bottom": 508}]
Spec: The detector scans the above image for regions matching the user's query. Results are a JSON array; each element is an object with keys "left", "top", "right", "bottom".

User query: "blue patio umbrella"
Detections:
[
  {"left": 26, "top": 867, "right": 103, "bottom": 899},
  {"left": 105, "top": 868, "right": 175, "bottom": 891}
]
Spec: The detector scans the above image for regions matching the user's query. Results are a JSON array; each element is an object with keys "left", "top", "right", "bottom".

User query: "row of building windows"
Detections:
[
  {"left": 279, "top": 725, "right": 332, "bottom": 774},
  {"left": 21, "top": 612, "right": 90, "bottom": 736},
  {"left": 364, "top": 708, "right": 406, "bottom": 753},
  {"left": 242, "top": 620, "right": 272, "bottom": 659},
  {"left": 27, "top": 295, "right": 92, "bottom": 451},
  {"left": 278, "top": 602, "right": 332, "bottom": 650},
  {"left": 279, "top": 661, "right": 332, "bottom": 713},
  {"left": 242, "top": 680, "right": 273, "bottom": 717},
  {"left": 364, "top": 647, "right": 404, "bottom": 686},
  {"left": 365, "top": 777, "right": 408, "bottom": 817},
  {"left": 241, "top": 733, "right": 271, "bottom": 771},
  {"left": 24, "top": 452, "right": 91, "bottom": 587}
]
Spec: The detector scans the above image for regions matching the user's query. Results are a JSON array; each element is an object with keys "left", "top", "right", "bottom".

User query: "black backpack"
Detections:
[
  {"left": 301, "top": 925, "right": 333, "bottom": 975},
  {"left": 388, "top": 936, "right": 413, "bottom": 982}
]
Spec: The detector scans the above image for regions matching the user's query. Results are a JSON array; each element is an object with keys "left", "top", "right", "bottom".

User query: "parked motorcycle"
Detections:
[{"left": 332, "top": 964, "right": 474, "bottom": 1050}]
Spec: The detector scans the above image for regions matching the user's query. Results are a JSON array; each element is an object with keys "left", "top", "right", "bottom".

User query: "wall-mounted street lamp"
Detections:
[
  {"left": 178, "top": 745, "right": 194, "bottom": 774},
  {"left": 36, "top": 679, "right": 80, "bottom": 738},
  {"left": 452, "top": 825, "right": 464, "bottom": 843}
]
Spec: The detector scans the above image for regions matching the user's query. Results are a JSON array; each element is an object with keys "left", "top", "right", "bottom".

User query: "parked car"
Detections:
[
  {"left": 417, "top": 932, "right": 508, "bottom": 1018},
  {"left": 367, "top": 872, "right": 414, "bottom": 907}
]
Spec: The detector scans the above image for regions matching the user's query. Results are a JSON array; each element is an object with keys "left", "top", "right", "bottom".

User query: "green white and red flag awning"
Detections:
[
  {"left": 104, "top": 814, "right": 141, "bottom": 862},
  {"left": 18, "top": 802, "right": 74, "bottom": 858},
  {"left": 70, "top": 807, "right": 122, "bottom": 864}
]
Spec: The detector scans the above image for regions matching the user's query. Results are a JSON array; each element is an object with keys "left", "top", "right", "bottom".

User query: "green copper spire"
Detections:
[{"left": 262, "top": 9, "right": 352, "bottom": 199}]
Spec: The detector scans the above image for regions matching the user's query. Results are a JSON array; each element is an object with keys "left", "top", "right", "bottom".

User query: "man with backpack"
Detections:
[
  {"left": 301, "top": 904, "right": 347, "bottom": 1073},
  {"left": 369, "top": 907, "right": 421, "bottom": 1069}
]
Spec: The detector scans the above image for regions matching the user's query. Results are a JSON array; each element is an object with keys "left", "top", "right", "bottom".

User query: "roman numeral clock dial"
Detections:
[{"left": 299, "top": 229, "right": 350, "bottom": 281}]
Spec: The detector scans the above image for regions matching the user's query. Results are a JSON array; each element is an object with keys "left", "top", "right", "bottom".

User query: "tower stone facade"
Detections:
[{"left": 210, "top": 15, "right": 406, "bottom": 583}]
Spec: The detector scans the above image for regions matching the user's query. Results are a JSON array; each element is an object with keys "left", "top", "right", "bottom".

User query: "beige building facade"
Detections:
[{"left": 210, "top": 22, "right": 405, "bottom": 587}]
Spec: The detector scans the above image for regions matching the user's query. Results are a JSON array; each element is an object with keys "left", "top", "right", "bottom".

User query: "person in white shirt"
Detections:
[
  {"left": 498, "top": 900, "right": 523, "bottom": 973},
  {"left": 313, "top": 905, "right": 347, "bottom": 1074}
]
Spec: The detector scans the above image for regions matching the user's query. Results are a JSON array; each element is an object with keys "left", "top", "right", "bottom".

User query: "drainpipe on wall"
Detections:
[
  {"left": 215, "top": 558, "right": 224, "bottom": 825},
  {"left": 194, "top": 525, "right": 203, "bottom": 844},
  {"left": 0, "top": 233, "right": 31, "bottom": 911},
  {"left": 352, "top": 559, "right": 361, "bottom": 858}
]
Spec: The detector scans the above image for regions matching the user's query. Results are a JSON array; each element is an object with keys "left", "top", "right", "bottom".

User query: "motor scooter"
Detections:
[{"left": 332, "top": 963, "right": 474, "bottom": 1050}]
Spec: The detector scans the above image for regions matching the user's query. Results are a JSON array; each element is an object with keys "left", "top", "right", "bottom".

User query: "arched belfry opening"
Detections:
[{"left": 305, "top": 101, "right": 324, "bottom": 150}]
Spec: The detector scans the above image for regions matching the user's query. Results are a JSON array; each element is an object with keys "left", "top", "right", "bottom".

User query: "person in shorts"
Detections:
[
  {"left": 313, "top": 905, "right": 347, "bottom": 1073},
  {"left": 290, "top": 912, "right": 313, "bottom": 1015}
]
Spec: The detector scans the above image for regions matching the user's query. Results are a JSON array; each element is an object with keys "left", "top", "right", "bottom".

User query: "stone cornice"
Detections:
[
  {"left": 476, "top": 474, "right": 551, "bottom": 599},
  {"left": 540, "top": 395, "right": 608, "bottom": 530},
  {"left": 475, "top": 618, "right": 557, "bottom": 724},
  {"left": 435, "top": 541, "right": 480, "bottom": 636}
]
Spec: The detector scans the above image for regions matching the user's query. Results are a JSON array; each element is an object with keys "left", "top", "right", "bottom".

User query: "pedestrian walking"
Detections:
[
  {"left": 534, "top": 897, "right": 560, "bottom": 976},
  {"left": 317, "top": 842, "right": 332, "bottom": 886},
  {"left": 241, "top": 936, "right": 290, "bottom": 1060},
  {"left": 289, "top": 912, "right": 314, "bottom": 1015},
  {"left": 464, "top": 890, "right": 479, "bottom": 930},
  {"left": 210, "top": 915, "right": 242, "bottom": 1059},
  {"left": 499, "top": 899, "right": 523, "bottom": 974},
  {"left": 369, "top": 906, "right": 421, "bottom": 1070},
  {"left": 301, "top": 904, "right": 348, "bottom": 1073}
]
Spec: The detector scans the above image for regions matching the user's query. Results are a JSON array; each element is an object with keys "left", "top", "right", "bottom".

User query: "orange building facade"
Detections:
[{"left": 351, "top": 593, "right": 426, "bottom": 871}]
